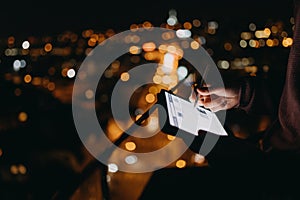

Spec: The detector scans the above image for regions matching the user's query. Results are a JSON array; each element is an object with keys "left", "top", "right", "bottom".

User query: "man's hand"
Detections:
[{"left": 189, "top": 86, "right": 240, "bottom": 112}]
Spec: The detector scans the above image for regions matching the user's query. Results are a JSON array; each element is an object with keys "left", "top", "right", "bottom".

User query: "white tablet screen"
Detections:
[{"left": 164, "top": 91, "right": 227, "bottom": 136}]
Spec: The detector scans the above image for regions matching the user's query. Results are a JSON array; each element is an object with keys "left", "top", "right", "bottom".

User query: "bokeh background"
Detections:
[{"left": 0, "top": 0, "right": 295, "bottom": 199}]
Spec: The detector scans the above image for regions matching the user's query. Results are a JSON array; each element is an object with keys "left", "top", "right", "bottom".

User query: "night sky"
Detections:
[{"left": 1, "top": 0, "right": 294, "bottom": 37}]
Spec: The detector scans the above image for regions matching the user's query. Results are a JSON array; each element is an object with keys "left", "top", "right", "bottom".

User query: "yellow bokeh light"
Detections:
[
  {"left": 10, "top": 165, "right": 18, "bottom": 175},
  {"left": 158, "top": 44, "right": 167, "bottom": 53},
  {"left": 183, "top": 22, "right": 192, "bottom": 29},
  {"left": 282, "top": 37, "right": 293, "bottom": 47},
  {"left": 47, "top": 82, "right": 55, "bottom": 91},
  {"left": 241, "top": 32, "right": 252, "bottom": 40},
  {"left": 85, "top": 89, "right": 94, "bottom": 99},
  {"left": 24, "top": 74, "right": 32, "bottom": 83},
  {"left": 176, "top": 159, "right": 186, "bottom": 168},
  {"left": 18, "top": 165, "right": 27, "bottom": 174},
  {"left": 44, "top": 43, "right": 53, "bottom": 52},
  {"left": 125, "top": 142, "right": 136, "bottom": 151},
  {"left": 18, "top": 112, "right": 28, "bottom": 122},
  {"left": 240, "top": 40, "right": 247, "bottom": 48},
  {"left": 224, "top": 42, "right": 232, "bottom": 51},
  {"left": 167, "top": 135, "right": 176, "bottom": 141},
  {"left": 129, "top": 46, "right": 141, "bottom": 54},
  {"left": 135, "top": 114, "right": 142, "bottom": 121},
  {"left": 181, "top": 40, "right": 190, "bottom": 49},
  {"left": 263, "top": 28, "right": 271, "bottom": 36},
  {"left": 111, "top": 60, "right": 120, "bottom": 70},
  {"left": 162, "top": 32, "right": 175, "bottom": 40},
  {"left": 61, "top": 68, "right": 68, "bottom": 77},
  {"left": 120, "top": 72, "right": 130, "bottom": 82},
  {"left": 145, "top": 93, "right": 156, "bottom": 103},
  {"left": 153, "top": 75, "right": 162, "bottom": 84},
  {"left": 144, "top": 52, "right": 156, "bottom": 60},
  {"left": 273, "top": 39, "right": 279, "bottom": 46},
  {"left": 271, "top": 25, "right": 278, "bottom": 34},
  {"left": 143, "top": 21, "right": 152, "bottom": 29},
  {"left": 8, "top": 36, "right": 15, "bottom": 45},
  {"left": 190, "top": 41, "right": 200, "bottom": 49},
  {"left": 249, "top": 39, "right": 259, "bottom": 48},
  {"left": 166, "top": 45, "right": 177, "bottom": 54},
  {"left": 88, "top": 38, "right": 97, "bottom": 47},
  {"left": 142, "top": 42, "right": 156, "bottom": 52},
  {"left": 32, "top": 77, "right": 42, "bottom": 86},
  {"left": 192, "top": 19, "right": 201, "bottom": 27},
  {"left": 148, "top": 86, "right": 159, "bottom": 94},
  {"left": 266, "top": 39, "right": 274, "bottom": 47},
  {"left": 130, "top": 24, "right": 139, "bottom": 31}
]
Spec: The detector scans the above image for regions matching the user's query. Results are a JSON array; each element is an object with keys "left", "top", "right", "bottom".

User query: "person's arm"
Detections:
[
  {"left": 237, "top": 74, "right": 279, "bottom": 116},
  {"left": 189, "top": 74, "right": 279, "bottom": 116}
]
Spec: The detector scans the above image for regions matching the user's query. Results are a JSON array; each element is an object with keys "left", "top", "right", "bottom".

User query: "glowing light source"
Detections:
[
  {"left": 108, "top": 163, "right": 118, "bottom": 173},
  {"left": 125, "top": 155, "right": 138, "bottom": 164},
  {"left": 44, "top": 43, "right": 53, "bottom": 52},
  {"left": 183, "top": 22, "right": 192, "bottom": 29},
  {"left": 176, "top": 159, "right": 186, "bottom": 168},
  {"left": 217, "top": 60, "right": 230, "bottom": 69},
  {"left": 167, "top": 135, "right": 176, "bottom": 140},
  {"left": 22, "top": 41, "right": 30, "bottom": 49},
  {"left": 125, "top": 142, "right": 136, "bottom": 151},
  {"left": 282, "top": 37, "right": 293, "bottom": 47},
  {"left": 13, "top": 60, "right": 21, "bottom": 71},
  {"left": 142, "top": 42, "right": 156, "bottom": 52},
  {"left": 67, "top": 69, "right": 76, "bottom": 78},
  {"left": 145, "top": 93, "right": 156, "bottom": 103},
  {"left": 24, "top": 74, "right": 32, "bottom": 83},
  {"left": 18, "top": 164, "right": 27, "bottom": 174},
  {"left": 240, "top": 40, "right": 247, "bottom": 48},
  {"left": 176, "top": 29, "right": 191, "bottom": 38},
  {"left": 255, "top": 30, "right": 270, "bottom": 38},
  {"left": 129, "top": 46, "right": 141, "bottom": 54},
  {"left": 162, "top": 53, "right": 175, "bottom": 74},
  {"left": 47, "top": 82, "right": 55, "bottom": 91},
  {"left": 120, "top": 72, "right": 130, "bottom": 81},
  {"left": 241, "top": 32, "right": 252, "bottom": 40},
  {"left": 249, "top": 23, "right": 256, "bottom": 31},
  {"left": 192, "top": 19, "right": 201, "bottom": 27},
  {"left": 190, "top": 41, "right": 200, "bottom": 49},
  {"left": 20, "top": 59, "right": 26, "bottom": 68},
  {"left": 193, "top": 154, "right": 205, "bottom": 164},
  {"left": 18, "top": 112, "right": 28, "bottom": 122},
  {"left": 10, "top": 165, "right": 18, "bottom": 175},
  {"left": 148, "top": 86, "right": 159, "bottom": 94},
  {"left": 224, "top": 42, "right": 232, "bottom": 51},
  {"left": 177, "top": 66, "right": 188, "bottom": 80},
  {"left": 85, "top": 89, "right": 94, "bottom": 99},
  {"left": 167, "top": 16, "right": 177, "bottom": 26}
]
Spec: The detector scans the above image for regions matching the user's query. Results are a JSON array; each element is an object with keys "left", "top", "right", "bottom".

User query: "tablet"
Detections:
[{"left": 157, "top": 89, "right": 228, "bottom": 137}]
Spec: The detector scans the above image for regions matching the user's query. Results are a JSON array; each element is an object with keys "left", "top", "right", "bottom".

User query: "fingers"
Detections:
[
  {"left": 188, "top": 89, "right": 197, "bottom": 103},
  {"left": 202, "top": 97, "right": 238, "bottom": 112},
  {"left": 196, "top": 87, "right": 226, "bottom": 96},
  {"left": 200, "top": 95, "right": 224, "bottom": 109}
]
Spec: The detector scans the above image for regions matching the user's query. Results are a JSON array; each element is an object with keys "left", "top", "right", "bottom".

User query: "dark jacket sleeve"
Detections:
[
  {"left": 237, "top": 75, "right": 279, "bottom": 117},
  {"left": 263, "top": 0, "right": 300, "bottom": 151}
]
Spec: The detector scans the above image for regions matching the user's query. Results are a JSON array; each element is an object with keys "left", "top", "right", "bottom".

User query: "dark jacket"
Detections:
[{"left": 238, "top": 0, "right": 300, "bottom": 153}]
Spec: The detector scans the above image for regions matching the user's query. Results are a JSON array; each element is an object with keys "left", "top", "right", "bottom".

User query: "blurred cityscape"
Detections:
[{"left": 0, "top": 2, "right": 295, "bottom": 199}]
